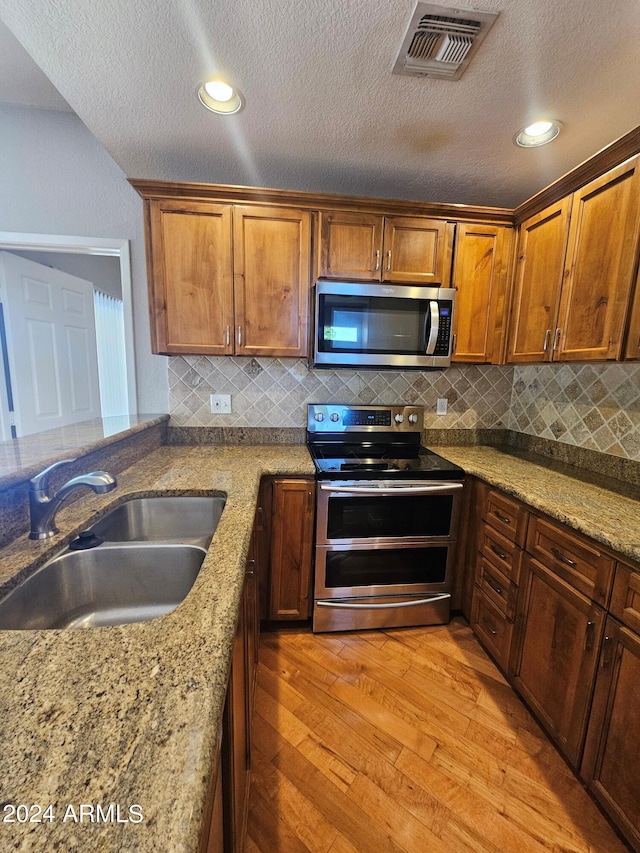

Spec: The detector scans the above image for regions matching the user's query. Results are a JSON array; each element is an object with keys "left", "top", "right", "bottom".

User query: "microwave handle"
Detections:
[{"left": 425, "top": 301, "right": 440, "bottom": 355}]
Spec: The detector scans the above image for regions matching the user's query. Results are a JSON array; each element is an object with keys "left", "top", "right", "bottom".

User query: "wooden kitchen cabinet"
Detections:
[
  {"left": 581, "top": 563, "right": 640, "bottom": 853},
  {"left": 470, "top": 483, "right": 527, "bottom": 672},
  {"left": 221, "top": 559, "right": 261, "bottom": 853},
  {"left": 145, "top": 199, "right": 311, "bottom": 356},
  {"left": 148, "top": 199, "right": 234, "bottom": 355},
  {"left": 509, "top": 156, "right": 640, "bottom": 363},
  {"left": 582, "top": 614, "right": 640, "bottom": 853},
  {"left": 508, "top": 198, "right": 571, "bottom": 362},
  {"left": 268, "top": 478, "right": 315, "bottom": 621},
  {"left": 318, "top": 210, "right": 455, "bottom": 285},
  {"left": 511, "top": 555, "right": 606, "bottom": 768},
  {"left": 624, "top": 266, "right": 640, "bottom": 360},
  {"left": 451, "top": 223, "right": 512, "bottom": 363},
  {"left": 233, "top": 205, "right": 311, "bottom": 357}
]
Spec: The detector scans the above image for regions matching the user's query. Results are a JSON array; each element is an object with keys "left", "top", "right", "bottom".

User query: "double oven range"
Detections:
[{"left": 307, "top": 404, "right": 465, "bottom": 633}]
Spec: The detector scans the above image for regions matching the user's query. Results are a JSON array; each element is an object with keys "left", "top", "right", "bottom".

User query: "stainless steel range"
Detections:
[{"left": 307, "top": 404, "right": 465, "bottom": 633}]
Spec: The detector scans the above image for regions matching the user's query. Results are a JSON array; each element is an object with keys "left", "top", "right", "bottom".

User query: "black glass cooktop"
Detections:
[{"left": 308, "top": 441, "right": 465, "bottom": 481}]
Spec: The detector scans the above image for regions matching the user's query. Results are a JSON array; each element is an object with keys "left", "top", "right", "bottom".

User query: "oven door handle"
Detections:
[
  {"left": 316, "top": 594, "right": 450, "bottom": 610},
  {"left": 319, "top": 482, "right": 463, "bottom": 495}
]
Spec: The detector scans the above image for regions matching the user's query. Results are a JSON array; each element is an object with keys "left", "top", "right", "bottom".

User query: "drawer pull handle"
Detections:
[
  {"left": 550, "top": 547, "right": 577, "bottom": 567},
  {"left": 491, "top": 544, "right": 507, "bottom": 560},
  {"left": 585, "top": 620, "right": 595, "bottom": 652},
  {"left": 494, "top": 510, "right": 511, "bottom": 524},
  {"left": 386, "top": 250, "right": 392, "bottom": 272},
  {"left": 601, "top": 635, "right": 613, "bottom": 667},
  {"left": 374, "top": 250, "right": 381, "bottom": 272},
  {"left": 481, "top": 617, "right": 498, "bottom": 636},
  {"left": 486, "top": 577, "right": 503, "bottom": 596}
]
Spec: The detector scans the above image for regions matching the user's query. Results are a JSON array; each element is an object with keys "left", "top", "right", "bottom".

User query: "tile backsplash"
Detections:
[
  {"left": 509, "top": 363, "right": 640, "bottom": 461},
  {"left": 169, "top": 358, "right": 513, "bottom": 430},
  {"left": 168, "top": 357, "right": 640, "bottom": 462}
]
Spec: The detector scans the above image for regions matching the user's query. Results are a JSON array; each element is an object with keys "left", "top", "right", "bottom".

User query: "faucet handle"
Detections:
[{"left": 30, "top": 458, "right": 78, "bottom": 495}]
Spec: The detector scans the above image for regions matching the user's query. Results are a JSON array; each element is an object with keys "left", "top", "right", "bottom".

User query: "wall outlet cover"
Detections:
[
  {"left": 210, "top": 394, "right": 232, "bottom": 414},
  {"left": 436, "top": 397, "right": 448, "bottom": 416}
]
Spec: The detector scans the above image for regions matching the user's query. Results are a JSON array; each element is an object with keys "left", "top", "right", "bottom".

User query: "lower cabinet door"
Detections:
[
  {"left": 512, "top": 556, "right": 604, "bottom": 768},
  {"left": 269, "top": 479, "right": 315, "bottom": 620},
  {"left": 581, "top": 618, "right": 640, "bottom": 853}
]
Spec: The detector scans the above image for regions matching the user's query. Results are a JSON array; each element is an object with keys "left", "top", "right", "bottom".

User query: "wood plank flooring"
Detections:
[{"left": 246, "top": 618, "right": 629, "bottom": 853}]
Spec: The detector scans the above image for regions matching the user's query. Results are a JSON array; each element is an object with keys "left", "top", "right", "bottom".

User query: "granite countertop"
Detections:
[
  {"left": 0, "top": 444, "right": 314, "bottom": 853},
  {"left": 434, "top": 444, "right": 640, "bottom": 564},
  {"left": 1, "top": 440, "right": 639, "bottom": 852}
]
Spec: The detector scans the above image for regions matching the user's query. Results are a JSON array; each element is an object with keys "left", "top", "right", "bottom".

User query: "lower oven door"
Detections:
[
  {"left": 314, "top": 541, "right": 454, "bottom": 599},
  {"left": 313, "top": 542, "right": 456, "bottom": 632}
]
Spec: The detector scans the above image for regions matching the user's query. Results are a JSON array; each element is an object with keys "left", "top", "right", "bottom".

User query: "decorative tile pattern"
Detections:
[
  {"left": 168, "top": 357, "right": 514, "bottom": 430},
  {"left": 509, "top": 364, "right": 640, "bottom": 461},
  {"left": 168, "top": 357, "right": 640, "bottom": 462}
]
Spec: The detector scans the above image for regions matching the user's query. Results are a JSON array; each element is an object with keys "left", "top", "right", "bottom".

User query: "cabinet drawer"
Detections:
[
  {"left": 478, "top": 523, "right": 523, "bottom": 584},
  {"left": 471, "top": 586, "right": 514, "bottom": 672},
  {"left": 525, "top": 516, "right": 614, "bottom": 606},
  {"left": 610, "top": 562, "right": 640, "bottom": 633},
  {"left": 482, "top": 490, "right": 528, "bottom": 546},
  {"left": 477, "top": 557, "right": 517, "bottom": 619}
]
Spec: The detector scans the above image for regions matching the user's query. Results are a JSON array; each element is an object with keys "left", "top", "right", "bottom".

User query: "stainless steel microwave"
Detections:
[{"left": 313, "top": 281, "right": 455, "bottom": 369}]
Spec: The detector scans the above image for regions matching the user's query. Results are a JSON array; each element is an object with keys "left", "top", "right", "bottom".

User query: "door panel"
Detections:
[
  {"left": 234, "top": 206, "right": 311, "bottom": 357},
  {"left": 557, "top": 157, "right": 640, "bottom": 361},
  {"left": 508, "top": 199, "right": 571, "bottom": 363},
  {"left": 0, "top": 251, "right": 101, "bottom": 436},
  {"left": 151, "top": 200, "right": 234, "bottom": 355}
]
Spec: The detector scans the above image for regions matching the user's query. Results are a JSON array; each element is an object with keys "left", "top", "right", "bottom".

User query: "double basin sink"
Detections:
[{"left": 0, "top": 495, "right": 226, "bottom": 630}]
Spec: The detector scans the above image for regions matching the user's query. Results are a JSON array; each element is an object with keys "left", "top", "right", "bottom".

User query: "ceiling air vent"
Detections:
[{"left": 392, "top": 3, "right": 499, "bottom": 80}]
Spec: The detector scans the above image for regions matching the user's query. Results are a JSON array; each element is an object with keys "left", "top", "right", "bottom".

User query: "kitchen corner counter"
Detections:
[
  {"left": 434, "top": 444, "right": 640, "bottom": 565},
  {"left": 0, "top": 444, "right": 313, "bottom": 853}
]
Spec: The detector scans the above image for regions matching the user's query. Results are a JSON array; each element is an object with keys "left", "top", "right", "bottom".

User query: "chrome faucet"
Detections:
[{"left": 29, "top": 459, "right": 117, "bottom": 540}]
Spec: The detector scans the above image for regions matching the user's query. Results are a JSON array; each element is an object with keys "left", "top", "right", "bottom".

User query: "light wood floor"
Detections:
[{"left": 246, "top": 618, "right": 629, "bottom": 853}]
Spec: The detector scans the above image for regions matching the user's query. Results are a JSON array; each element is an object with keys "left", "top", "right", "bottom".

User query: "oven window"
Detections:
[
  {"left": 324, "top": 547, "right": 448, "bottom": 588},
  {"left": 326, "top": 493, "right": 453, "bottom": 539}
]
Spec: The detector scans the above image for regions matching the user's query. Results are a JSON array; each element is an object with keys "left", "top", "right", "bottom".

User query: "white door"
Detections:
[{"left": 0, "top": 251, "right": 101, "bottom": 437}]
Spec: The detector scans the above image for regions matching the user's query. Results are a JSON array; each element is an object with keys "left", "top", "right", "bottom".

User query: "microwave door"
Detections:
[{"left": 424, "top": 301, "right": 440, "bottom": 355}]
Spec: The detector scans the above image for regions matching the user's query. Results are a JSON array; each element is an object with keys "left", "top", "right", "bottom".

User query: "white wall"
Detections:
[
  {"left": 12, "top": 250, "right": 122, "bottom": 298},
  {"left": 0, "top": 103, "right": 167, "bottom": 413}
]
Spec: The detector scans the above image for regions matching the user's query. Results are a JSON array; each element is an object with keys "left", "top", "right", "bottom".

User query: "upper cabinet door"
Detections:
[
  {"left": 318, "top": 211, "right": 454, "bottom": 284},
  {"left": 149, "top": 200, "right": 234, "bottom": 355},
  {"left": 556, "top": 156, "right": 640, "bottom": 362},
  {"left": 382, "top": 217, "right": 455, "bottom": 286},
  {"left": 624, "top": 267, "right": 640, "bottom": 360},
  {"left": 451, "top": 223, "right": 512, "bottom": 363},
  {"left": 319, "top": 211, "right": 384, "bottom": 280},
  {"left": 508, "top": 199, "right": 571, "bottom": 363},
  {"left": 233, "top": 206, "right": 312, "bottom": 358}
]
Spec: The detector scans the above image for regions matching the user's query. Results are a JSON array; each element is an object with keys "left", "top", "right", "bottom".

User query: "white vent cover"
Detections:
[{"left": 392, "top": 3, "right": 499, "bottom": 80}]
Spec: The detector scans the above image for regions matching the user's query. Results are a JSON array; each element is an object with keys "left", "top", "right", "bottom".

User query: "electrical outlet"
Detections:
[
  {"left": 210, "top": 394, "right": 232, "bottom": 414},
  {"left": 436, "top": 397, "right": 448, "bottom": 416}
]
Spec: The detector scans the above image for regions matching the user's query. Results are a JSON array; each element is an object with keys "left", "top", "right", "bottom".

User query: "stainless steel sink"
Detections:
[
  {"left": 87, "top": 496, "right": 226, "bottom": 547},
  {"left": 0, "top": 494, "right": 227, "bottom": 630},
  {"left": 0, "top": 544, "right": 207, "bottom": 629}
]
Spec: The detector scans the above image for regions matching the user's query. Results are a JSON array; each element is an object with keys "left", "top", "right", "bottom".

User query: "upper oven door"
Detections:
[
  {"left": 314, "top": 281, "right": 454, "bottom": 369},
  {"left": 316, "top": 480, "right": 464, "bottom": 546}
]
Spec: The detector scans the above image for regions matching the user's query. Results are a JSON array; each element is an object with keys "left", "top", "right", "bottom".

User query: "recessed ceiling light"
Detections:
[
  {"left": 514, "top": 120, "right": 562, "bottom": 148},
  {"left": 198, "top": 79, "right": 243, "bottom": 115}
]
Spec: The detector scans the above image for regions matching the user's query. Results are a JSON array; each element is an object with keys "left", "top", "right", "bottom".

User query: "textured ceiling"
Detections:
[{"left": 1, "top": 0, "right": 639, "bottom": 208}]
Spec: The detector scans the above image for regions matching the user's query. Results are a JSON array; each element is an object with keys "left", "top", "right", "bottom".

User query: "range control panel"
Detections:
[{"left": 307, "top": 404, "right": 423, "bottom": 433}]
